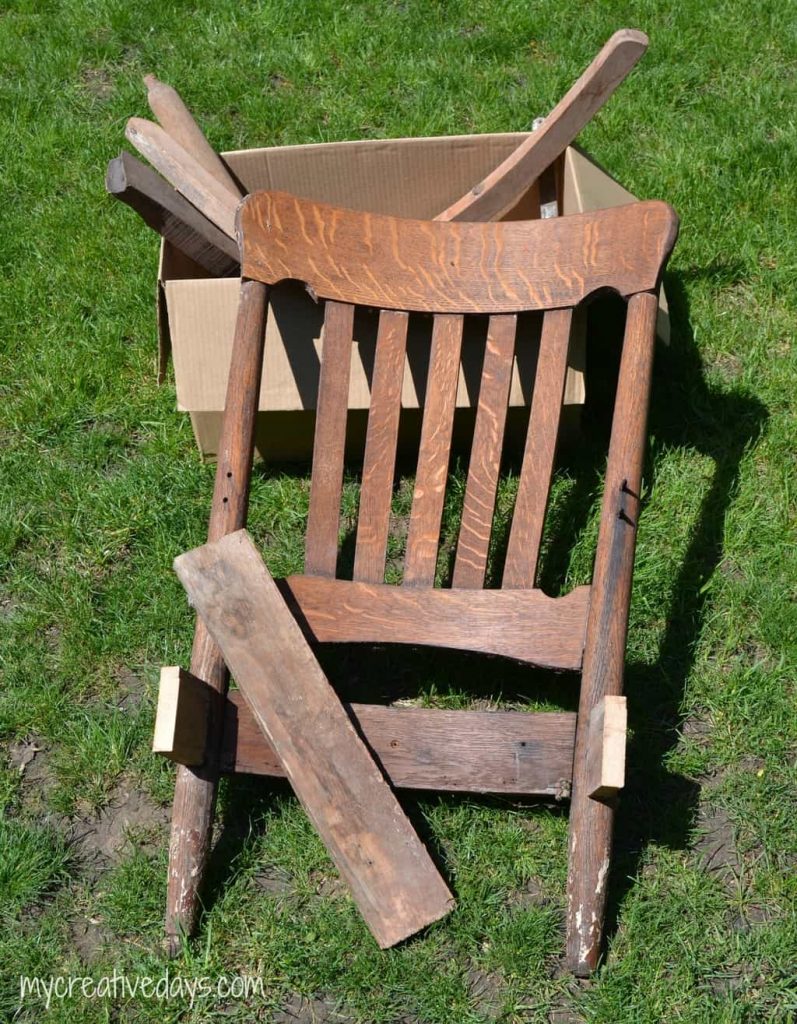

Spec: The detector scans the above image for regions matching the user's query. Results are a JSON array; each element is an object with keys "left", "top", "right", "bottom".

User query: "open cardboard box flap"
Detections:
[{"left": 157, "top": 134, "right": 669, "bottom": 460}]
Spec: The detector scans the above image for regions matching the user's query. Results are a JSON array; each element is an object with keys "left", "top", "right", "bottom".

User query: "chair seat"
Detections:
[{"left": 281, "top": 575, "right": 590, "bottom": 671}]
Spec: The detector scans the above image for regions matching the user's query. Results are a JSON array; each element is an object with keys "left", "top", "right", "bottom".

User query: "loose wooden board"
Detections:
[{"left": 173, "top": 529, "right": 455, "bottom": 948}]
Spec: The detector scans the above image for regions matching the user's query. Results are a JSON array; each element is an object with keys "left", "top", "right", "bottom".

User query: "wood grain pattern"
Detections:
[
  {"left": 283, "top": 575, "right": 590, "bottom": 671},
  {"left": 174, "top": 530, "right": 455, "bottom": 948},
  {"left": 565, "top": 290, "right": 660, "bottom": 975},
  {"left": 221, "top": 692, "right": 577, "bottom": 796},
  {"left": 305, "top": 301, "right": 355, "bottom": 577},
  {"left": 439, "top": 29, "right": 648, "bottom": 222},
  {"left": 144, "top": 74, "right": 242, "bottom": 198},
  {"left": 403, "top": 315, "right": 464, "bottom": 585},
  {"left": 353, "top": 310, "right": 409, "bottom": 583},
  {"left": 153, "top": 667, "right": 209, "bottom": 765},
  {"left": 452, "top": 315, "right": 517, "bottom": 588},
  {"left": 106, "top": 152, "right": 239, "bottom": 277},
  {"left": 585, "top": 695, "right": 627, "bottom": 801},
  {"left": 166, "top": 279, "right": 268, "bottom": 953},
  {"left": 239, "top": 191, "right": 677, "bottom": 313},
  {"left": 503, "top": 308, "right": 573, "bottom": 589},
  {"left": 126, "top": 117, "right": 239, "bottom": 239},
  {"left": 154, "top": 671, "right": 577, "bottom": 794}
]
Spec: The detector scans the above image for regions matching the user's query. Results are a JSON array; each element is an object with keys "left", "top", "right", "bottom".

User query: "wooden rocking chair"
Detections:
[{"left": 162, "top": 190, "right": 678, "bottom": 973}]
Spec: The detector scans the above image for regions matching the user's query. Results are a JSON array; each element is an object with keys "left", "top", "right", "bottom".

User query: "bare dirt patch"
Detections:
[
  {"left": 465, "top": 966, "right": 505, "bottom": 1020},
  {"left": 71, "top": 781, "right": 168, "bottom": 879},
  {"left": 273, "top": 993, "right": 354, "bottom": 1023},
  {"left": 692, "top": 804, "right": 742, "bottom": 889},
  {"left": 80, "top": 66, "right": 114, "bottom": 101}
]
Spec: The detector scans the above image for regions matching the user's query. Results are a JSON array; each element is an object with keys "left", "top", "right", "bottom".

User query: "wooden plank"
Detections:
[
  {"left": 174, "top": 530, "right": 455, "bottom": 948},
  {"left": 503, "top": 308, "right": 573, "bottom": 589},
  {"left": 153, "top": 666, "right": 209, "bottom": 765},
  {"left": 153, "top": 671, "right": 577, "bottom": 794},
  {"left": 144, "top": 74, "right": 242, "bottom": 198},
  {"left": 439, "top": 29, "right": 648, "bottom": 222},
  {"left": 305, "top": 301, "right": 355, "bottom": 577},
  {"left": 166, "top": 278, "right": 268, "bottom": 953},
  {"left": 452, "top": 315, "right": 517, "bottom": 588},
  {"left": 283, "top": 575, "right": 589, "bottom": 671},
  {"left": 403, "top": 314, "right": 464, "bottom": 585},
  {"left": 565, "top": 290, "right": 660, "bottom": 975},
  {"left": 353, "top": 310, "right": 409, "bottom": 583},
  {"left": 125, "top": 117, "right": 239, "bottom": 238},
  {"left": 585, "top": 695, "right": 627, "bottom": 801},
  {"left": 240, "top": 192, "right": 678, "bottom": 314},
  {"left": 106, "top": 152, "right": 239, "bottom": 277},
  {"left": 222, "top": 693, "right": 576, "bottom": 796}
]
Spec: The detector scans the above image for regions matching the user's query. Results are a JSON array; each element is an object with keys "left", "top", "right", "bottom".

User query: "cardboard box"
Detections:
[{"left": 157, "top": 134, "right": 669, "bottom": 461}]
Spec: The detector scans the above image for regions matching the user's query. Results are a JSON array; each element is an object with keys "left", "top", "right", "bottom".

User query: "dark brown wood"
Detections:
[
  {"left": 221, "top": 691, "right": 576, "bottom": 796},
  {"left": 239, "top": 192, "right": 679, "bottom": 314},
  {"left": 403, "top": 314, "right": 464, "bottom": 585},
  {"left": 305, "top": 301, "right": 355, "bottom": 577},
  {"left": 174, "top": 530, "right": 455, "bottom": 948},
  {"left": 439, "top": 30, "right": 648, "bottom": 221},
  {"left": 165, "top": 278, "right": 268, "bottom": 954},
  {"left": 452, "top": 315, "right": 517, "bottom": 588},
  {"left": 106, "top": 152, "right": 239, "bottom": 277},
  {"left": 503, "top": 308, "right": 573, "bottom": 589},
  {"left": 353, "top": 310, "right": 409, "bottom": 583},
  {"left": 153, "top": 669, "right": 577, "bottom": 794},
  {"left": 283, "top": 575, "right": 590, "bottom": 671},
  {"left": 565, "top": 290, "right": 660, "bottom": 975},
  {"left": 143, "top": 74, "right": 242, "bottom": 198}
]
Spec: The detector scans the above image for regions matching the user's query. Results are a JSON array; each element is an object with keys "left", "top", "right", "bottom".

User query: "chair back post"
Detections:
[{"left": 565, "top": 287, "right": 660, "bottom": 974}]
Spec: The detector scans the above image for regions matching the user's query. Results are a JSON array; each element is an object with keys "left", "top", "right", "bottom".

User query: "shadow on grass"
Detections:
[{"left": 198, "top": 267, "right": 768, "bottom": 956}]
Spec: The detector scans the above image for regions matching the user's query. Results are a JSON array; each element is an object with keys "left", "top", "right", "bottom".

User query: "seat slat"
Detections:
[
  {"left": 353, "top": 310, "right": 409, "bottom": 583},
  {"left": 503, "top": 307, "right": 573, "bottom": 589},
  {"left": 304, "top": 300, "right": 355, "bottom": 577},
  {"left": 452, "top": 315, "right": 517, "bottom": 588},
  {"left": 282, "top": 575, "right": 589, "bottom": 670},
  {"left": 403, "top": 314, "right": 464, "bottom": 586},
  {"left": 221, "top": 693, "right": 577, "bottom": 796}
]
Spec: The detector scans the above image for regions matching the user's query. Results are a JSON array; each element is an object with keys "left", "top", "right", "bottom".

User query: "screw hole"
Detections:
[
  {"left": 226, "top": 471, "right": 232, "bottom": 479},
  {"left": 222, "top": 497, "right": 228, "bottom": 504}
]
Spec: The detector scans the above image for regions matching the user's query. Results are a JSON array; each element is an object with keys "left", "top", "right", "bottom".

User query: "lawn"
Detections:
[{"left": 1, "top": 0, "right": 795, "bottom": 1021}]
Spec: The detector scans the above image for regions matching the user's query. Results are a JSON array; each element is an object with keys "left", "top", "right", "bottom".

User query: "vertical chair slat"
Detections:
[
  {"left": 452, "top": 315, "right": 517, "bottom": 588},
  {"left": 403, "top": 314, "right": 464, "bottom": 586},
  {"left": 304, "top": 300, "right": 355, "bottom": 577},
  {"left": 353, "top": 310, "right": 409, "bottom": 583},
  {"left": 502, "top": 307, "right": 573, "bottom": 589}
]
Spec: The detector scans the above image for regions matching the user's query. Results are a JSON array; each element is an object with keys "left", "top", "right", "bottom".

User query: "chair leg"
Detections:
[
  {"left": 565, "top": 771, "right": 615, "bottom": 975},
  {"left": 165, "top": 279, "right": 269, "bottom": 951}
]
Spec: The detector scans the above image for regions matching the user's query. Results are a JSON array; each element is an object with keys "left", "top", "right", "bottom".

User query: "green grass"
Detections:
[{"left": 1, "top": 1, "right": 796, "bottom": 1021}]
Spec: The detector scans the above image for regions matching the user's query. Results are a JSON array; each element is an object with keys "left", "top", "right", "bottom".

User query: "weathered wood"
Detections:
[
  {"left": 585, "top": 695, "right": 627, "bottom": 801},
  {"left": 153, "top": 671, "right": 577, "bottom": 795},
  {"left": 353, "top": 310, "right": 409, "bottom": 583},
  {"left": 174, "top": 530, "right": 455, "bottom": 948},
  {"left": 223, "top": 693, "right": 576, "bottom": 796},
  {"left": 439, "top": 29, "right": 648, "bottom": 222},
  {"left": 403, "top": 315, "right": 464, "bottom": 585},
  {"left": 166, "top": 279, "right": 268, "bottom": 954},
  {"left": 305, "top": 301, "right": 355, "bottom": 577},
  {"left": 106, "top": 152, "right": 239, "bottom": 276},
  {"left": 283, "top": 575, "right": 590, "bottom": 671},
  {"left": 144, "top": 74, "right": 242, "bottom": 198},
  {"left": 452, "top": 315, "right": 517, "bottom": 588},
  {"left": 565, "top": 290, "right": 660, "bottom": 975},
  {"left": 153, "top": 666, "right": 209, "bottom": 765},
  {"left": 126, "top": 117, "right": 239, "bottom": 239},
  {"left": 503, "top": 308, "right": 573, "bottom": 589},
  {"left": 239, "top": 192, "right": 678, "bottom": 314}
]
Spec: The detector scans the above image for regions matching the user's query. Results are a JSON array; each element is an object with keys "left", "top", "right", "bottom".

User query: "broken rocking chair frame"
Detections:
[{"left": 162, "top": 188, "right": 678, "bottom": 974}]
